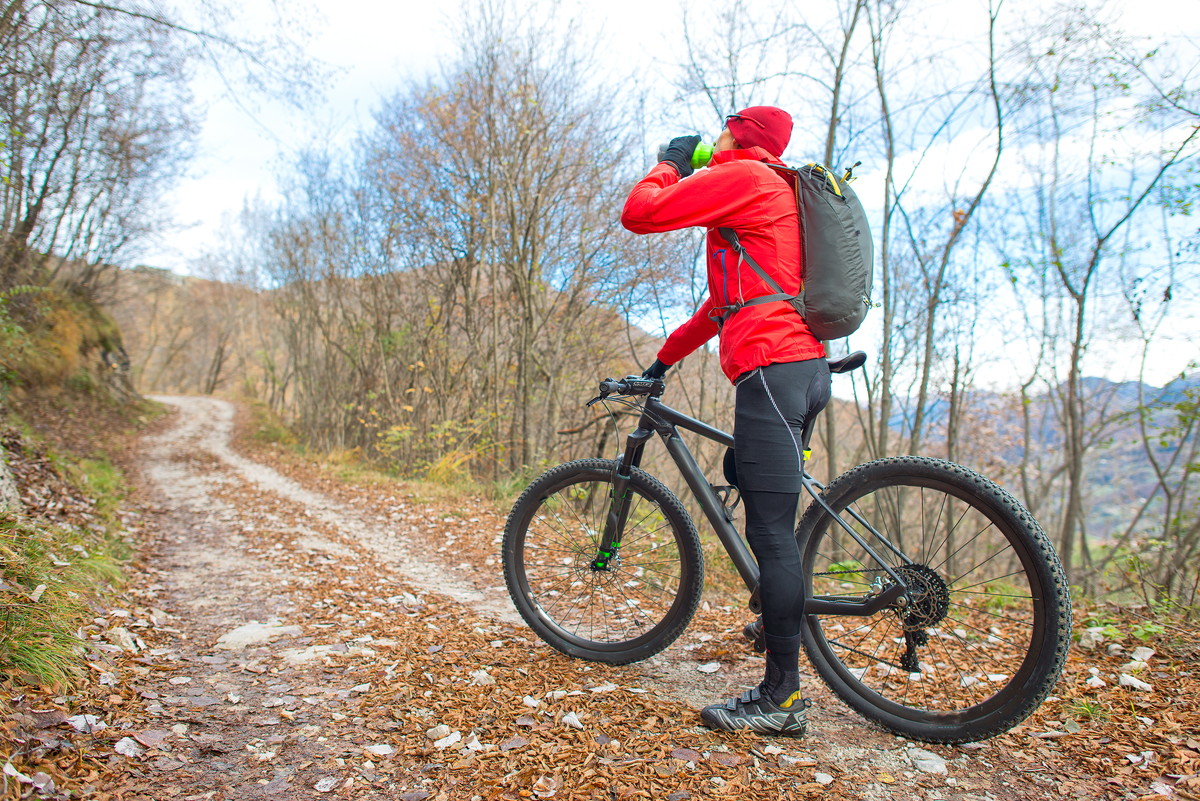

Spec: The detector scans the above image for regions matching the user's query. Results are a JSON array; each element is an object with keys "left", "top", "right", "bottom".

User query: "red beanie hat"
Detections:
[{"left": 726, "top": 106, "right": 793, "bottom": 158}]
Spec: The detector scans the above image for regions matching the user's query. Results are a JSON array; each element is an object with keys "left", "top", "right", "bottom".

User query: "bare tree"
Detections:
[
  {"left": 0, "top": 0, "right": 195, "bottom": 291},
  {"left": 251, "top": 0, "right": 672, "bottom": 480},
  {"left": 849, "top": 0, "right": 1012, "bottom": 469},
  {"left": 999, "top": 7, "right": 1200, "bottom": 580}
]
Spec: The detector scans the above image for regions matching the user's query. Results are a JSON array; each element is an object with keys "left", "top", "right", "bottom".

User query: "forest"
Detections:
[{"left": 3, "top": 0, "right": 1198, "bottom": 612}]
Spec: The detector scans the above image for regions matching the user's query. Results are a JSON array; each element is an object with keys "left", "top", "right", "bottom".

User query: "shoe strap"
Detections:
[{"left": 726, "top": 687, "right": 764, "bottom": 711}]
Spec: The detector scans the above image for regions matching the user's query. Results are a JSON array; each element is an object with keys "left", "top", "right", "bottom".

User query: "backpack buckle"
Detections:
[{"left": 707, "top": 302, "right": 743, "bottom": 328}]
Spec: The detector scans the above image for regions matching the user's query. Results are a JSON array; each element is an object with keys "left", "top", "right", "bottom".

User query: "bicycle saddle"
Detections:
[{"left": 827, "top": 351, "right": 867, "bottom": 374}]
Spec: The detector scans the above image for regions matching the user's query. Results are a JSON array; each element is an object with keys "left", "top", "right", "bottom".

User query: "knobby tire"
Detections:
[
  {"left": 797, "top": 456, "right": 1072, "bottom": 743},
  {"left": 502, "top": 459, "right": 704, "bottom": 665}
]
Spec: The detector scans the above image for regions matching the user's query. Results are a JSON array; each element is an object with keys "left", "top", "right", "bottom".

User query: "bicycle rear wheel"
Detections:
[
  {"left": 502, "top": 459, "right": 704, "bottom": 664},
  {"left": 797, "top": 456, "right": 1071, "bottom": 743}
]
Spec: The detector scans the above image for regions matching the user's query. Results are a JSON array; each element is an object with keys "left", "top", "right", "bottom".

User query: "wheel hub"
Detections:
[{"left": 590, "top": 546, "right": 620, "bottom": 571}]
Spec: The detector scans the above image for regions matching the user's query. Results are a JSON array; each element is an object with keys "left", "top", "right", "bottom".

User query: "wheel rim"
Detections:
[
  {"left": 515, "top": 474, "right": 689, "bottom": 653},
  {"left": 805, "top": 472, "right": 1049, "bottom": 725}
]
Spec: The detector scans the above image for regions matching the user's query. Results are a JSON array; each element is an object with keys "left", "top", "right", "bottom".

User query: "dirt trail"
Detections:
[
  {"left": 144, "top": 396, "right": 520, "bottom": 627},
  {"left": 98, "top": 396, "right": 1068, "bottom": 800}
]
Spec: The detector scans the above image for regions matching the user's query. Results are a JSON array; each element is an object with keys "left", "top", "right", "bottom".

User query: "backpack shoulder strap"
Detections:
[{"left": 711, "top": 228, "right": 795, "bottom": 324}]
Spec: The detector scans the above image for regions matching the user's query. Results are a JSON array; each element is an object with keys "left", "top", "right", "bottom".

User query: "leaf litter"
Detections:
[{"left": 1, "top": 395, "right": 1196, "bottom": 801}]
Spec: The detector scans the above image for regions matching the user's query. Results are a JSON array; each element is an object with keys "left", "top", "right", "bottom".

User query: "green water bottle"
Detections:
[{"left": 657, "top": 140, "right": 715, "bottom": 169}]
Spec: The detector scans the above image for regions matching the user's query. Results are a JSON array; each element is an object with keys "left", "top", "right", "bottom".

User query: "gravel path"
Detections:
[{"left": 96, "top": 395, "right": 1068, "bottom": 800}]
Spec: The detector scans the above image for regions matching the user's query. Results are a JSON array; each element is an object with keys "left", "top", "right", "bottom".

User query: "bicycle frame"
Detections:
[{"left": 600, "top": 392, "right": 909, "bottom": 617}]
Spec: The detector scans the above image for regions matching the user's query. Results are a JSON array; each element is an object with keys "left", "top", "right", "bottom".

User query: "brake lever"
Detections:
[{"left": 587, "top": 378, "right": 623, "bottom": 408}]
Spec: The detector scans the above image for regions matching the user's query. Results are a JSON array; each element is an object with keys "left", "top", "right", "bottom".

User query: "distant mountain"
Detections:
[{"left": 885, "top": 373, "right": 1197, "bottom": 541}]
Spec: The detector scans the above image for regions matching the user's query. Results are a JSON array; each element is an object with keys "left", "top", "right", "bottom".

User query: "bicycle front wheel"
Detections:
[
  {"left": 502, "top": 459, "right": 704, "bottom": 664},
  {"left": 797, "top": 456, "right": 1071, "bottom": 743}
]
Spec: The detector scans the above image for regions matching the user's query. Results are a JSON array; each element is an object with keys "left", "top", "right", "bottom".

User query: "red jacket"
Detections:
[{"left": 621, "top": 147, "right": 825, "bottom": 383}]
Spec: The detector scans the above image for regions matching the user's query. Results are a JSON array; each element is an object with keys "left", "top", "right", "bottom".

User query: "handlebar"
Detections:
[
  {"left": 587, "top": 352, "right": 867, "bottom": 407},
  {"left": 587, "top": 375, "right": 665, "bottom": 407}
]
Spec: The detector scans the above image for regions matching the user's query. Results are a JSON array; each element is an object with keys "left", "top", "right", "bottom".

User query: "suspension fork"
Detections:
[{"left": 592, "top": 424, "right": 654, "bottom": 570}]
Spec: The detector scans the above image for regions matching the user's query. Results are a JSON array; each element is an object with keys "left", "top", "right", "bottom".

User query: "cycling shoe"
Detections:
[{"left": 700, "top": 686, "right": 810, "bottom": 737}]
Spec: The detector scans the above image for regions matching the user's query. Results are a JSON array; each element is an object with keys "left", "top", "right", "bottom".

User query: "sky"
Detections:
[
  {"left": 138, "top": 0, "right": 1199, "bottom": 389},
  {"left": 139, "top": 0, "right": 678, "bottom": 273},
  {"left": 145, "top": 0, "right": 1200, "bottom": 271}
]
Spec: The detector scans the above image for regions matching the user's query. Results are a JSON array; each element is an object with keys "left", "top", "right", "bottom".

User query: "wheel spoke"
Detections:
[
  {"left": 800, "top": 457, "right": 1070, "bottom": 740},
  {"left": 504, "top": 462, "right": 702, "bottom": 664}
]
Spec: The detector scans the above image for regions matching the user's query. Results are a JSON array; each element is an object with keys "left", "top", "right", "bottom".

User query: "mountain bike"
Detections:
[{"left": 501, "top": 353, "right": 1072, "bottom": 743}]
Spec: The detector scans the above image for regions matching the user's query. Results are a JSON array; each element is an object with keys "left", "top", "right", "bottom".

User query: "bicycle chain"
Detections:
[{"left": 812, "top": 568, "right": 888, "bottom": 577}]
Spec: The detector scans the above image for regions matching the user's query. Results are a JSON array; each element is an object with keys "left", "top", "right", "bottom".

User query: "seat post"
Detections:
[{"left": 799, "top": 416, "right": 818, "bottom": 457}]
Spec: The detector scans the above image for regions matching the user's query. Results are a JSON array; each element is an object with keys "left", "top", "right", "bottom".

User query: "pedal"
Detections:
[{"left": 742, "top": 617, "right": 766, "bottom": 653}]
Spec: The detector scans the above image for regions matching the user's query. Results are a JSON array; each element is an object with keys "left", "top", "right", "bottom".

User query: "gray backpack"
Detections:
[{"left": 715, "top": 163, "right": 874, "bottom": 341}]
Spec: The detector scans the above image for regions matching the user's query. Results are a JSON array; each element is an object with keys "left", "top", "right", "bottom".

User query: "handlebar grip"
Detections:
[{"left": 593, "top": 376, "right": 663, "bottom": 402}]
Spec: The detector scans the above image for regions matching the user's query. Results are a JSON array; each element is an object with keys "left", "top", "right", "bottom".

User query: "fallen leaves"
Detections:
[
  {"left": 65, "top": 714, "right": 106, "bottom": 733},
  {"left": 8, "top": 399, "right": 1198, "bottom": 801},
  {"left": 670, "top": 747, "right": 702, "bottom": 762},
  {"left": 1121, "top": 673, "right": 1155, "bottom": 692}
]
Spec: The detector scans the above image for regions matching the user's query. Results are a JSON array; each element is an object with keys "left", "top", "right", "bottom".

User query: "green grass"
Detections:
[
  {"left": 980, "top": 579, "right": 1029, "bottom": 612},
  {"left": 1, "top": 516, "right": 83, "bottom": 687},
  {"left": 76, "top": 455, "right": 128, "bottom": 522},
  {"left": 0, "top": 599, "right": 90, "bottom": 687},
  {"left": 485, "top": 463, "right": 554, "bottom": 504},
  {"left": 0, "top": 452, "right": 132, "bottom": 689},
  {"left": 1066, "top": 697, "right": 1108, "bottom": 721},
  {"left": 246, "top": 399, "right": 299, "bottom": 447}
]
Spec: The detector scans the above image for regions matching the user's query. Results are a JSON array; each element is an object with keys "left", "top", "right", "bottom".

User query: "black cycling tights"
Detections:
[
  {"left": 742, "top": 488, "right": 804, "bottom": 638},
  {"left": 742, "top": 487, "right": 806, "bottom": 701}
]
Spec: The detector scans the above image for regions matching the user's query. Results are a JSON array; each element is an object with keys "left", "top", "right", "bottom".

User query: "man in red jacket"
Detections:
[{"left": 621, "top": 107, "right": 831, "bottom": 737}]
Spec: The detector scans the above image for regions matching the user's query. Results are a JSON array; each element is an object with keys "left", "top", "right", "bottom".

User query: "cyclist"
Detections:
[{"left": 620, "top": 106, "right": 831, "bottom": 737}]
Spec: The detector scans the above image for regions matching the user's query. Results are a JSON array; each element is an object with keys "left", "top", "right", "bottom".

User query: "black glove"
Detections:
[
  {"left": 641, "top": 359, "right": 671, "bottom": 380},
  {"left": 660, "top": 135, "right": 702, "bottom": 179}
]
